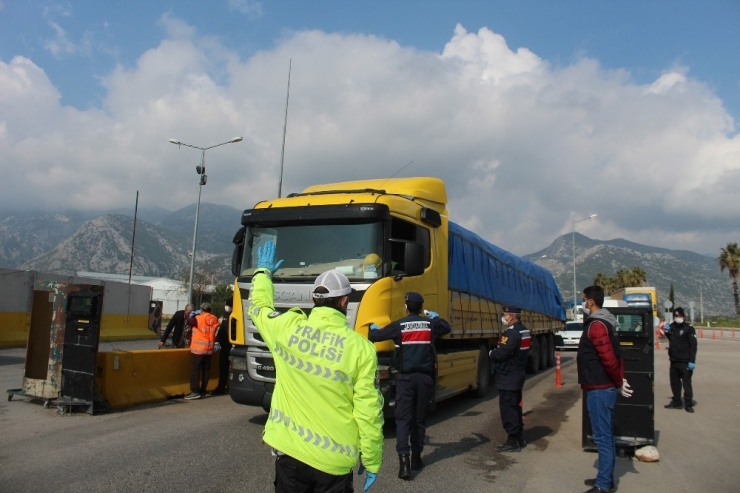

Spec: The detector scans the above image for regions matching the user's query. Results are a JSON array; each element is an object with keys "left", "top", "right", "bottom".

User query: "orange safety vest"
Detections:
[{"left": 191, "top": 312, "right": 219, "bottom": 355}]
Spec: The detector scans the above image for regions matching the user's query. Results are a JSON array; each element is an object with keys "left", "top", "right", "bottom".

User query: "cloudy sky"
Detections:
[{"left": 1, "top": 1, "right": 739, "bottom": 256}]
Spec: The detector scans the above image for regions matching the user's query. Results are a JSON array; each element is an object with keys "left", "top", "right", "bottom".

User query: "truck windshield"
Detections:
[{"left": 240, "top": 222, "right": 384, "bottom": 281}]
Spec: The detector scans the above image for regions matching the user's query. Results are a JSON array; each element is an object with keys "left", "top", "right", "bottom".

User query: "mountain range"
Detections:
[{"left": 0, "top": 207, "right": 735, "bottom": 316}]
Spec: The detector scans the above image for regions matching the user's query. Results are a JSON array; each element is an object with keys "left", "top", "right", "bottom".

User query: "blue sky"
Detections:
[
  {"left": 3, "top": 1, "right": 739, "bottom": 117},
  {"left": 1, "top": 0, "right": 739, "bottom": 256}
]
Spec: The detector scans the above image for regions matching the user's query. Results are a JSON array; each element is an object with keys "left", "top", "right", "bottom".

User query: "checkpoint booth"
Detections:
[{"left": 582, "top": 307, "right": 655, "bottom": 456}]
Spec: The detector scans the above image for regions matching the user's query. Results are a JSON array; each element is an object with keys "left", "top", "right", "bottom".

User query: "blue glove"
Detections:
[
  {"left": 369, "top": 323, "right": 380, "bottom": 331},
  {"left": 363, "top": 472, "right": 377, "bottom": 491},
  {"left": 424, "top": 310, "right": 439, "bottom": 319},
  {"left": 357, "top": 461, "right": 377, "bottom": 491},
  {"left": 664, "top": 324, "right": 671, "bottom": 333},
  {"left": 688, "top": 362, "right": 696, "bottom": 371},
  {"left": 214, "top": 342, "right": 221, "bottom": 353},
  {"left": 257, "top": 241, "right": 284, "bottom": 273},
  {"left": 190, "top": 310, "right": 201, "bottom": 317}
]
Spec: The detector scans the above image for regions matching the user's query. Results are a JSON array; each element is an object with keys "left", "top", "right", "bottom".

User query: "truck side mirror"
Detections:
[
  {"left": 231, "top": 227, "right": 246, "bottom": 277},
  {"left": 404, "top": 242, "right": 425, "bottom": 277}
]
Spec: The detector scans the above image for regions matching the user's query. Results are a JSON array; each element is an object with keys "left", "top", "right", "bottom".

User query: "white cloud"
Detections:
[
  {"left": 0, "top": 22, "right": 738, "bottom": 257},
  {"left": 227, "top": 0, "right": 264, "bottom": 19}
]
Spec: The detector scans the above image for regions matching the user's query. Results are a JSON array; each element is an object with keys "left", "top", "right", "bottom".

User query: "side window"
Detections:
[{"left": 389, "top": 218, "right": 431, "bottom": 273}]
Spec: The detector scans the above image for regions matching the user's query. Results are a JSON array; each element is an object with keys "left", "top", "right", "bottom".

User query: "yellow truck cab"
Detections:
[{"left": 227, "top": 177, "right": 565, "bottom": 413}]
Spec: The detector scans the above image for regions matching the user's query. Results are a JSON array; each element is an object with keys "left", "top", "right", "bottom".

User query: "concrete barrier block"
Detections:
[{"left": 96, "top": 349, "right": 220, "bottom": 409}]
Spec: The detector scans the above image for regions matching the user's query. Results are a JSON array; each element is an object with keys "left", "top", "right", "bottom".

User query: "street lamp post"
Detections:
[
  {"left": 572, "top": 214, "right": 598, "bottom": 319},
  {"left": 169, "top": 137, "right": 243, "bottom": 304}
]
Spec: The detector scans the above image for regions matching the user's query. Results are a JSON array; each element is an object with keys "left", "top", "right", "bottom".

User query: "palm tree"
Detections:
[
  {"left": 593, "top": 273, "right": 611, "bottom": 291},
  {"left": 630, "top": 266, "right": 647, "bottom": 287},
  {"left": 719, "top": 242, "right": 740, "bottom": 318}
]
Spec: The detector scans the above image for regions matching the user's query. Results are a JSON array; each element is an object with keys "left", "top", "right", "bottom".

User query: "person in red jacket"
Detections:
[
  {"left": 577, "top": 285, "right": 633, "bottom": 493},
  {"left": 185, "top": 302, "right": 219, "bottom": 400}
]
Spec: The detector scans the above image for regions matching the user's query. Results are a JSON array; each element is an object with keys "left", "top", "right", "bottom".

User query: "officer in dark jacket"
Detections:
[
  {"left": 489, "top": 305, "right": 531, "bottom": 452},
  {"left": 664, "top": 307, "right": 697, "bottom": 413},
  {"left": 213, "top": 299, "right": 233, "bottom": 395},
  {"left": 158, "top": 303, "right": 194, "bottom": 348},
  {"left": 368, "top": 292, "right": 451, "bottom": 481}
]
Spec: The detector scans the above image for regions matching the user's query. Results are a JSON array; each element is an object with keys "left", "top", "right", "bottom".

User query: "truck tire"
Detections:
[
  {"left": 526, "top": 336, "right": 540, "bottom": 374},
  {"left": 539, "top": 335, "right": 548, "bottom": 370},
  {"left": 471, "top": 345, "right": 490, "bottom": 398},
  {"left": 546, "top": 333, "right": 556, "bottom": 367}
]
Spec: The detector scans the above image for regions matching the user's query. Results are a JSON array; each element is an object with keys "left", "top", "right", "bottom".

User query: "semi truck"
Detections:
[
  {"left": 226, "top": 177, "right": 566, "bottom": 413},
  {"left": 610, "top": 287, "right": 658, "bottom": 318}
]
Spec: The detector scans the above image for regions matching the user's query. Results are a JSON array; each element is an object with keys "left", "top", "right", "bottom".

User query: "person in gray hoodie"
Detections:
[{"left": 577, "top": 285, "right": 633, "bottom": 493}]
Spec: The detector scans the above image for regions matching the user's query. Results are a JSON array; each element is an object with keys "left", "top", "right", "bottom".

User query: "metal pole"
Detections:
[
  {"left": 188, "top": 150, "right": 205, "bottom": 305},
  {"left": 277, "top": 59, "right": 292, "bottom": 198},
  {"left": 572, "top": 221, "right": 576, "bottom": 320},
  {"left": 571, "top": 214, "right": 597, "bottom": 319}
]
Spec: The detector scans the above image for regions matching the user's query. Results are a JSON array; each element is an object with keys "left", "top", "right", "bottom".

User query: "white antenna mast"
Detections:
[{"left": 277, "top": 59, "right": 292, "bottom": 198}]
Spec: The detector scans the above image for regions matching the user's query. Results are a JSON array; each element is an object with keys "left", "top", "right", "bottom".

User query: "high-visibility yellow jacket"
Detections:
[
  {"left": 248, "top": 270, "right": 384, "bottom": 475},
  {"left": 191, "top": 312, "right": 219, "bottom": 355}
]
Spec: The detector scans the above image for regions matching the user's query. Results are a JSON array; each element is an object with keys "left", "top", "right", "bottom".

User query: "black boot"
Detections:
[
  {"left": 496, "top": 437, "right": 521, "bottom": 453},
  {"left": 411, "top": 451, "right": 423, "bottom": 470},
  {"left": 398, "top": 455, "right": 411, "bottom": 480},
  {"left": 518, "top": 436, "right": 527, "bottom": 448},
  {"left": 665, "top": 400, "right": 683, "bottom": 409}
]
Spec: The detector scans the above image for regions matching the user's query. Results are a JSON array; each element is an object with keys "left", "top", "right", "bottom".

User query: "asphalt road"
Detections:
[{"left": 1, "top": 337, "right": 739, "bottom": 492}]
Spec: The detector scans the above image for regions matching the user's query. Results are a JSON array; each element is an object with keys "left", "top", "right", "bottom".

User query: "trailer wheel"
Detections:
[
  {"left": 526, "top": 336, "right": 541, "bottom": 373},
  {"left": 471, "top": 345, "right": 490, "bottom": 398},
  {"left": 546, "top": 333, "right": 556, "bottom": 367},
  {"left": 538, "top": 335, "right": 548, "bottom": 370}
]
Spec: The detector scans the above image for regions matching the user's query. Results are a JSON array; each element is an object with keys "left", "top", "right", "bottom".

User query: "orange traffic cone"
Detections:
[
  {"left": 712, "top": 330, "right": 716, "bottom": 340},
  {"left": 656, "top": 337, "right": 660, "bottom": 350},
  {"left": 555, "top": 352, "right": 563, "bottom": 388},
  {"left": 699, "top": 328, "right": 704, "bottom": 338},
  {"left": 721, "top": 328, "right": 724, "bottom": 338}
]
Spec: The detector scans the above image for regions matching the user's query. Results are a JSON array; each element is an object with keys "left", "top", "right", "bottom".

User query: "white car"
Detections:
[{"left": 556, "top": 321, "right": 583, "bottom": 350}]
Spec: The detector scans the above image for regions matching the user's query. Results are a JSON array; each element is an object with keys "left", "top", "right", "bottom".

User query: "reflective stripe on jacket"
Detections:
[
  {"left": 191, "top": 313, "right": 219, "bottom": 355},
  {"left": 248, "top": 271, "right": 384, "bottom": 476}
]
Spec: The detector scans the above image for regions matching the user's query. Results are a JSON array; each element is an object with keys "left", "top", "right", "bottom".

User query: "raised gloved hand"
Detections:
[
  {"left": 257, "top": 241, "right": 284, "bottom": 274},
  {"left": 190, "top": 310, "right": 201, "bottom": 317},
  {"left": 620, "top": 379, "right": 633, "bottom": 398},
  {"left": 369, "top": 323, "right": 380, "bottom": 331},
  {"left": 688, "top": 362, "right": 696, "bottom": 371},
  {"left": 357, "top": 461, "right": 377, "bottom": 491},
  {"left": 424, "top": 310, "right": 439, "bottom": 319},
  {"left": 664, "top": 324, "right": 671, "bottom": 333}
]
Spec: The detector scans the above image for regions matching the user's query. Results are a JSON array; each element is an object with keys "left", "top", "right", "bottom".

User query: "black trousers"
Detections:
[
  {"left": 669, "top": 361, "right": 693, "bottom": 403},
  {"left": 498, "top": 388, "right": 523, "bottom": 438},
  {"left": 190, "top": 354, "right": 211, "bottom": 394},
  {"left": 395, "top": 372, "right": 433, "bottom": 456},
  {"left": 274, "top": 454, "right": 354, "bottom": 493},
  {"left": 217, "top": 342, "right": 232, "bottom": 389}
]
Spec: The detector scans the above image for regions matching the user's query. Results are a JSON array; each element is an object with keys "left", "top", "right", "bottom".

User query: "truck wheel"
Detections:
[
  {"left": 546, "top": 333, "right": 556, "bottom": 367},
  {"left": 539, "top": 335, "right": 548, "bottom": 369},
  {"left": 471, "top": 345, "right": 490, "bottom": 398},
  {"left": 526, "top": 337, "right": 541, "bottom": 374}
]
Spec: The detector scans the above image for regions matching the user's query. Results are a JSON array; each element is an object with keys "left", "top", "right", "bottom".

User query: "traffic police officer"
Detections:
[
  {"left": 248, "top": 242, "right": 384, "bottom": 493},
  {"left": 664, "top": 307, "right": 698, "bottom": 413},
  {"left": 489, "top": 305, "right": 531, "bottom": 452},
  {"left": 368, "top": 292, "right": 451, "bottom": 480}
]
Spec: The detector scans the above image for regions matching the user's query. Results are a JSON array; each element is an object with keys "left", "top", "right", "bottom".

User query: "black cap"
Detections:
[
  {"left": 502, "top": 305, "right": 522, "bottom": 314},
  {"left": 673, "top": 307, "right": 685, "bottom": 317},
  {"left": 405, "top": 292, "right": 424, "bottom": 305}
]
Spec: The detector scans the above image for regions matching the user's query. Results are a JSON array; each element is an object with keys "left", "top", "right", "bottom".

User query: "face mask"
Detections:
[
  {"left": 501, "top": 316, "right": 509, "bottom": 325},
  {"left": 674, "top": 317, "right": 684, "bottom": 324},
  {"left": 225, "top": 306, "right": 232, "bottom": 313},
  {"left": 581, "top": 301, "right": 590, "bottom": 316}
]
